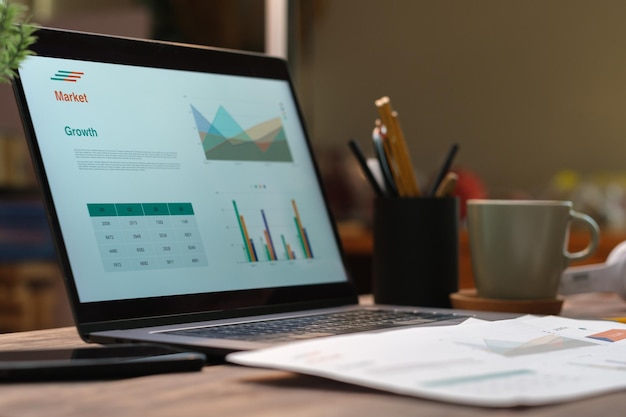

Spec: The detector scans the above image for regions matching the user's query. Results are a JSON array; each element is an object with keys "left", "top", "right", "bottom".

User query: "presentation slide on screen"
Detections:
[{"left": 18, "top": 56, "right": 347, "bottom": 302}]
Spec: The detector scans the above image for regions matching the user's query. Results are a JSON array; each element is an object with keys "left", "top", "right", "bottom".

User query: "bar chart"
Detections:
[{"left": 232, "top": 198, "right": 314, "bottom": 263}]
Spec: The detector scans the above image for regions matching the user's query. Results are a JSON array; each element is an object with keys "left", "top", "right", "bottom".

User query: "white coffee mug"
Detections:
[{"left": 467, "top": 199, "right": 599, "bottom": 300}]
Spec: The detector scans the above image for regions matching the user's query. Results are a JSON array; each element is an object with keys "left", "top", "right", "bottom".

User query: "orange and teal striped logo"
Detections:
[{"left": 51, "top": 70, "right": 84, "bottom": 82}]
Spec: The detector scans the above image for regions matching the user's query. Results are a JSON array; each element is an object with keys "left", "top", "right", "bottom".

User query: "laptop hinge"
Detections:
[{"left": 78, "top": 295, "right": 358, "bottom": 338}]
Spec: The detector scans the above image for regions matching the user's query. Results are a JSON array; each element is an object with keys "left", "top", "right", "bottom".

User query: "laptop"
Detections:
[{"left": 13, "top": 27, "right": 474, "bottom": 357}]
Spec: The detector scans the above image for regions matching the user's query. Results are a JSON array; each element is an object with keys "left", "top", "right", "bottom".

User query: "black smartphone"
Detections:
[{"left": 0, "top": 344, "right": 207, "bottom": 381}]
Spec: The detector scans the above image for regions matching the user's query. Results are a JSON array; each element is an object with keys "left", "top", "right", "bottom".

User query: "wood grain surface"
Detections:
[{"left": 0, "top": 293, "right": 625, "bottom": 417}]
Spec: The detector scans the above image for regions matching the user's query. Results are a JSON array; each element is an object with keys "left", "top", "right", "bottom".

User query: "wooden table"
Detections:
[{"left": 1, "top": 293, "right": 626, "bottom": 417}]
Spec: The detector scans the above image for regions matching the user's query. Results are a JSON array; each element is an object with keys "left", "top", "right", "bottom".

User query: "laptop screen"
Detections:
[{"left": 14, "top": 29, "right": 353, "bottom": 321}]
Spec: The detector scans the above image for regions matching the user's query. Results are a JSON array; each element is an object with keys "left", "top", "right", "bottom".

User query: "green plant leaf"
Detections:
[{"left": 0, "top": 3, "right": 38, "bottom": 83}]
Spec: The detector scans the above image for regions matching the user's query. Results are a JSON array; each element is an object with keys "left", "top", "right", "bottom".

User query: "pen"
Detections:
[
  {"left": 428, "top": 143, "right": 459, "bottom": 197},
  {"left": 372, "top": 122, "right": 398, "bottom": 197},
  {"left": 366, "top": 158, "right": 386, "bottom": 193},
  {"left": 375, "top": 99, "right": 405, "bottom": 194},
  {"left": 348, "top": 138, "right": 385, "bottom": 197}
]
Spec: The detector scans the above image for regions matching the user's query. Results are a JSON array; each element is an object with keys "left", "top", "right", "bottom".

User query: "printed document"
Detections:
[{"left": 228, "top": 315, "right": 626, "bottom": 407}]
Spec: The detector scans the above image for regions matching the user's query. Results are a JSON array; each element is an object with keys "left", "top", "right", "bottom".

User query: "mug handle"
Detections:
[{"left": 565, "top": 210, "right": 600, "bottom": 262}]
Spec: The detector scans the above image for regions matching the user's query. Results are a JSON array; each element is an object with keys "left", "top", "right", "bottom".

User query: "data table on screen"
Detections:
[{"left": 88, "top": 202, "right": 208, "bottom": 272}]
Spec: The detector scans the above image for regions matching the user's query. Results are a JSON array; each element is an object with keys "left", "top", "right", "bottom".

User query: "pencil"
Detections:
[
  {"left": 604, "top": 317, "right": 626, "bottom": 324},
  {"left": 434, "top": 172, "right": 458, "bottom": 197},
  {"left": 391, "top": 110, "right": 421, "bottom": 196},
  {"left": 375, "top": 97, "right": 421, "bottom": 197}
]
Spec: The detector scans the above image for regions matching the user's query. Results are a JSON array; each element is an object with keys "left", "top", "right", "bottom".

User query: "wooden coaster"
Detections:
[{"left": 450, "top": 289, "right": 564, "bottom": 315}]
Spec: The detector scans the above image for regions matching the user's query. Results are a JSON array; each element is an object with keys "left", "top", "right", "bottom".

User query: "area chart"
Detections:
[{"left": 191, "top": 104, "right": 293, "bottom": 162}]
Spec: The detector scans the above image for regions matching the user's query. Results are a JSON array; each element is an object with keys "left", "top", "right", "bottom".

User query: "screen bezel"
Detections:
[{"left": 12, "top": 27, "right": 357, "bottom": 330}]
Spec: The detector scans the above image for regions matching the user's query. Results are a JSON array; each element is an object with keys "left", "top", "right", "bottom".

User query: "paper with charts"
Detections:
[{"left": 227, "top": 315, "right": 626, "bottom": 407}]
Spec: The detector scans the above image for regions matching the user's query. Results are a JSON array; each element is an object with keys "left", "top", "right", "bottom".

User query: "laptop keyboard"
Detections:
[{"left": 165, "top": 309, "right": 465, "bottom": 342}]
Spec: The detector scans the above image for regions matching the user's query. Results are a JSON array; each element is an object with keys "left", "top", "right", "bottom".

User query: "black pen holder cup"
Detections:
[{"left": 372, "top": 197, "right": 459, "bottom": 308}]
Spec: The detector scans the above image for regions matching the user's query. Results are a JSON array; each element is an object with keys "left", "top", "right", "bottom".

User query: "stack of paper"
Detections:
[{"left": 227, "top": 315, "right": 626, "bottom": 407}]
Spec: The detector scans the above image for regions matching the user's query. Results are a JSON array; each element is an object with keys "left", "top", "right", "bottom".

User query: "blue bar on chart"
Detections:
[{"left": 232, "top": 199, "right": 314, "bottom": 263}]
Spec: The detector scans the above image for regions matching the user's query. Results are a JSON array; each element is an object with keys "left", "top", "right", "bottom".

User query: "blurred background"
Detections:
[{"left": 2, "top": 0, "right": 626, "bottom": 330}]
